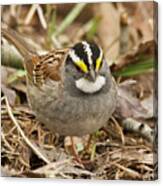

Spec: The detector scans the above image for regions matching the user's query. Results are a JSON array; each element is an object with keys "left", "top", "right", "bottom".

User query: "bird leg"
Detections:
[{"left": 70, "top": 136, "right": 83, "bottom": 164}]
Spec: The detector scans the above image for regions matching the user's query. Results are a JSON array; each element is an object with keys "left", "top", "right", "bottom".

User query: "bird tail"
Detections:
[{"left": 1, "top": 24, "right": 36, "bottom": 59}]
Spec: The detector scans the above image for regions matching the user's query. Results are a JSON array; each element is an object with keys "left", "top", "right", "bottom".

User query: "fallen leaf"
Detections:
[
  {"left": 1, "top": 84, "right": 17, "bottom": 106},
  {"left": 1, "top": 65, "right": 27, "bottom": 98},
  {"left": 141, "top": 95, "right": 154, "bottom": 118},
  {"left": 22, "top": 160, "right": 94, "bottom": 178},
  {"left": 113, "top": 40, "right": 156, "bottom": 70},
  {"left": 94, "top": 3, "right": 120, "bottom": 64},
  {"left": 115, "top": 80, "right": 148, "bottom": 119},
  {"left": 131, "top": 2, "right": 156, "bottom": 42}
]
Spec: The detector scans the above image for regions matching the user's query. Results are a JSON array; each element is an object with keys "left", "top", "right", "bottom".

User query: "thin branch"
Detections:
[
  {"left": 4, "top": 96, "right": 50, "bottom": 164},
  {"left": 112, "top": 162, "right": 141, "bottom": 178},
  {"left": 111, "top": 116, "right": 125, "bottom": 145},
  {"left": 1, "top": 132, "right": 15, "bottom": 152},
  {"left": 37, "top": 5, "right": 47, "bottom": 29},
  {"left": 24, "top": 4, "right": 37, "bottom": 25}
]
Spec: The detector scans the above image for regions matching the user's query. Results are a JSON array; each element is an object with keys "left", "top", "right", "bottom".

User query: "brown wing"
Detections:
[
  {"left": 1, "top": 25, "right": 69, "bottom": 86},
  {"left": 32, "top": 49, "right": 68, "bottom": 86}
]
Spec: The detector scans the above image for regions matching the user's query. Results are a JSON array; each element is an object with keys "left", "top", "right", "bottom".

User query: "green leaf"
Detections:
[
  {"left": 48, "top": 10, "right": 56, "bottom": 38},
  {"left": 76, "top": 142, "right": 84, "bottom": 152},
  {"left": 113, "top": 57, "right": 155, "bottom": 77},
  {"left": 7, "top": 70, "right": 26, "bottom": 84}
]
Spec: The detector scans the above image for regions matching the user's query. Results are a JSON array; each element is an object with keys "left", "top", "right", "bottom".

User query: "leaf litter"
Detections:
[{"left": 1, "top": 3, "right": 157, "bottom": 180}]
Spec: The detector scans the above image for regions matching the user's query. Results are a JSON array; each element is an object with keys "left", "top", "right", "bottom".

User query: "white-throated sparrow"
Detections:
[{"left": 2, "top": 26, "right": 117, "bottom": 137}]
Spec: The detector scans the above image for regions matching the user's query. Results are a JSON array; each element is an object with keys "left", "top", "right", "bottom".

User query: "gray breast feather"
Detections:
[{"left": 27, "top": 76, "right": 117, "bottom": 136}]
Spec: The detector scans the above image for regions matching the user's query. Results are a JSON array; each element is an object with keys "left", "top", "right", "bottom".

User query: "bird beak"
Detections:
[{"left": 89, "top": 68, "right": 96, "bottom": 82}]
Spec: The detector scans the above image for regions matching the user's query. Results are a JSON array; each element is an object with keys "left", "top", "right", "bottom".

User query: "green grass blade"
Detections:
[
  {"left": 53, "top": 3, "right": 87, "bottom": 37},
  {"left": 113, "top": 58, "right": 155, "bottom": 77},
  {"left": 86, "top": 16, "right": 101, "bottom": 40},
  {"left": 47, "top": 10, "right": 57, "bottom": 46}
]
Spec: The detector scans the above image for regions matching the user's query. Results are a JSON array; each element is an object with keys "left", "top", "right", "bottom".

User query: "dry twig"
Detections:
[
  {"left": 3, "top": 96, "right": 50, "bottom": 164},
  {"left": 111, "top": 162, "right": 141, "bottom": 179},
  {"left": 111, "top": 116, "right": 125, "bottom": 145}
]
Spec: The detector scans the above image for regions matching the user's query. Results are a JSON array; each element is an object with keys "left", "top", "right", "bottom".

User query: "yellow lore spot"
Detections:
[
  {"left": 75, "top": 60, "right": 88, "bottom": 73},
  {"left": 95, "top": 57, "right": 102, "bottom": 72}
]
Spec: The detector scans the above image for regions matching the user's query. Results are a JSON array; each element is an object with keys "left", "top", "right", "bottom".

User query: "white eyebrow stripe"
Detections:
[
  {"left": 68, "top": 49, "right": 81, "bottom": 62},
  {"left": 99, "top": 47, "right": 103, "bottom": 59},
  {"left": 82, "top": 41, "right": 93, "bottom": 65}
]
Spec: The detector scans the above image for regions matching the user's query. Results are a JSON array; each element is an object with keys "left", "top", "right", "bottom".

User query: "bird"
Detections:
[{"left": 2, "top": 25, "right": 117, "bottom": 162}]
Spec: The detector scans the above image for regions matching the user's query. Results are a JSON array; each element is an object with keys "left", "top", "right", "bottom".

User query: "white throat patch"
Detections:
[{"left": 75, "top": 75, "right": 106, "bottom": 94}]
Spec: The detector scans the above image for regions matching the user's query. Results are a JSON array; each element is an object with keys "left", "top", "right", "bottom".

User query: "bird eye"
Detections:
[{"left": 74, "top": 60, "right": 88, "bottom": 73}]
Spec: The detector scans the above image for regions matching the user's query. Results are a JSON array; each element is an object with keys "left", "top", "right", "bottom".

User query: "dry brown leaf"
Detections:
[
  {"left": 1, "top": 66, "right": 17, "bottom": 83},
  {"left": 1, "top": 66, "right": 17, "bottom": 105},
  {"left": 121, "top": 2, "right": 157, "bottom": 43},
  {"left": 22, "top": 160, "right": 94, "bottom": 178},
  {"left": 113, "top": 40, "right": 155, "bottom": 70},
  {"left": 94, "top": 3, "right": 120, "bottom": 64},
  {"left": 115, "top": 80, "right": 148, "bottom": 119},
  {"left": 132, "top": 72, "right": 154, "bottom": 99},
  {"left": 131, "top": 2, "right": 155, "bottom": 42},
  {"left": 111, "top": 149, "right": 154, "bottom": 165},
  {"left": 1, "top": 84, "right": 17, "bottom": 106},
  {"left": 141, "top": 95, "right": 154, "bottom": 118}
]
